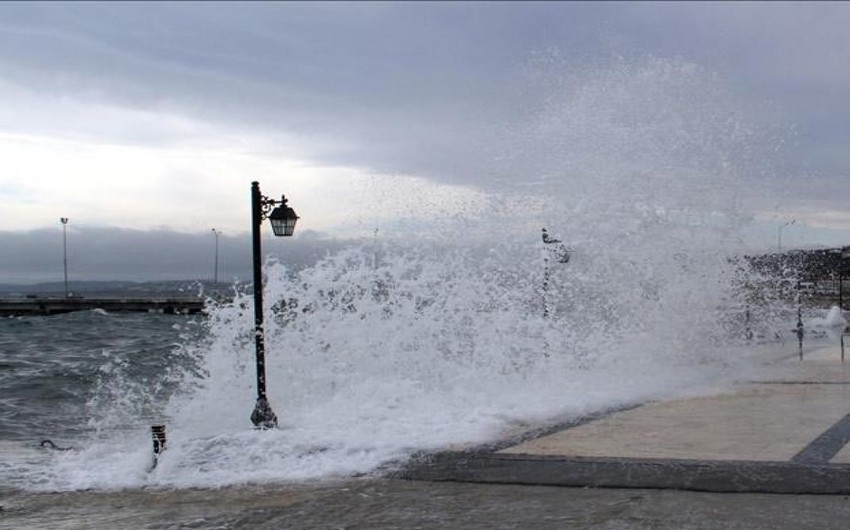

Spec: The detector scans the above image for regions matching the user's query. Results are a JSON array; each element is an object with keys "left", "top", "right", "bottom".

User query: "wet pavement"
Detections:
[
  {"left": 405, "top": 342, "right": 850, "bottom": 494},
  {"left": 3, "top": 478, "right": 850, "bottom": 530}
]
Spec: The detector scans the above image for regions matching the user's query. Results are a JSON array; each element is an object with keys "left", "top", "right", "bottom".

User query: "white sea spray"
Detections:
[{"left": 19, "top": 57, "right": 800, "bottom": 490}]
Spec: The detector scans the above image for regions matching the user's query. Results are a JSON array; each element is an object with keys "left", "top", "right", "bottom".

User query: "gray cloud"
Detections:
[{"left": 1, "top": 3, "right": 849, "bottom": 211}]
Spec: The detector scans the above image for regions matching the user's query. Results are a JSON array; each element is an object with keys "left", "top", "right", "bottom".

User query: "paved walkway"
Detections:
[{"left": 403, "top": 341, "right": 850, "bottom": 494}]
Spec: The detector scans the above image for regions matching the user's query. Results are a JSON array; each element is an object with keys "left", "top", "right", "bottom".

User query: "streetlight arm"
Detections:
[{"left": 256, "top": 192, "right": 292, "bottom": 223}]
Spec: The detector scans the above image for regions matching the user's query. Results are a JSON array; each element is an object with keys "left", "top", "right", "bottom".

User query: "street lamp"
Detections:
[
  {"left": 211, "top": 228, "right": 220, "bottom": 284},
  {"left": 777, "top": 219, "right": 795, "bottom": 252},
  {"left": 250, "top": 181, "right": 299, "bottom": 429},
  {"left": 60, "top": 217, "right": 70, "bottom": 297},
  {"left": 541, "top": 228, "right": 571, "bottom": 319}
]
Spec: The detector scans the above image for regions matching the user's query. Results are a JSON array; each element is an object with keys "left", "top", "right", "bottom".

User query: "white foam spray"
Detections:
[{"left": 25, "top": 57, "right": 791, "bottom": 490}]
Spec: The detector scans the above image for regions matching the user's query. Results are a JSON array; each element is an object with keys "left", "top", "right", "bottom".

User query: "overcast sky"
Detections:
[{"left": 2, "top": 2, "right": 850, "bottom": 282}]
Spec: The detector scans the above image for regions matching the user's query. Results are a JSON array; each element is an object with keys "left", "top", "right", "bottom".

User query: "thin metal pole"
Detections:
[
  {"left": 542, "top": 254, "right": 550, "bottom": 319},
  {"left": 841, "top": 262, "right": 846, "bottom": 363},
  {"left": 250, "top": 182, "right": 277, "bottom": 428},
  {"left": 541, "top": 227, "right": 570, "bottom": 320},
  {"left": 541, "top": 228, "right": 552, "bottom": 319},
  {"left": 778, "top": 219, "right": 795, "bottom": 252},
  {"left": 797, "top": 280, "right": 804, "bottom": 361},
  {"left": 212, "top": 228, "right": 220, "bottom": 284},
  {"left": 61, "top": 218, "right": 69, "bottom": 297}
]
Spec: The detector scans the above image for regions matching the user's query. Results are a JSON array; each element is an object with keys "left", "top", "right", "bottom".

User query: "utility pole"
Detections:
[
  {"left": 211, "top": 228, "right": 220, "bottom": 284},
  {"left": 778, "top": 219, "right": 795, "bottom": 252},
  {"left": 60, "top": 217, "right": 70, "bottom": 297}
]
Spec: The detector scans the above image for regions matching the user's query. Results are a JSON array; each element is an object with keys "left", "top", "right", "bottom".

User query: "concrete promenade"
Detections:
[{"left": 402, "top": 341, "right": 850, "bottom": 494}]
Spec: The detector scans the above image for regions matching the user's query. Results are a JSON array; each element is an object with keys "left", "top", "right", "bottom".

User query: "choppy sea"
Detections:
[
  {"left": 0, "top": 311, "right": 203, "bottom": 489},
  {"left": 1, "top": 311, "right": 192, "bottom": 443}
]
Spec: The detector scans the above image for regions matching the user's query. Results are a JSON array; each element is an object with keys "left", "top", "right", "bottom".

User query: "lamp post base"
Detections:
[{"left": 250, "top": 396, "right": 278, "bottom": 429}]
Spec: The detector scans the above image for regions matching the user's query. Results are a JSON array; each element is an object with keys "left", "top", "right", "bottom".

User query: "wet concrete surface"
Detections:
[
  {"left": 3, "top": 478, "right": 850, "bottom": 530},
  {"left": 397, "top": 343, "right": 850, "bottom": 495}
]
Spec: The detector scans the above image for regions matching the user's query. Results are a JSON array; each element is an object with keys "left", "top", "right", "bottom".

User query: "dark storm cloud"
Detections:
[
  {"left": 0, "top": 2, "right": 526, "bottom": 173},
  {"left": 0, "top": 3, "right": 653, "bottom": 183},
  {"left": 1, "top": 3, "right": 849, "bottom": 197}
]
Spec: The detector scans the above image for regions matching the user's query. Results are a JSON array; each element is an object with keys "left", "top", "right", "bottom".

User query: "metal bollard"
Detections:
[{"left": 151, "top": 425, "right": 166, "bottom": 455}]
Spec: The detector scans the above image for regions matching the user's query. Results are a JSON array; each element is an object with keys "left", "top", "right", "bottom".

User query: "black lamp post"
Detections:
[{"left": 250, "top": 181, "right": 299, "bottom": 429}]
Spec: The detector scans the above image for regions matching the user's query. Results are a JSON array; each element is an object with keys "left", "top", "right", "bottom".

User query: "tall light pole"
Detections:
[
  {"left": 250, "top": 181, "right": 299, "bottom": 429},
  {"left": 777, "top": 219, "right": 795, "bottom": 252},
  {"left": 60, "top": 217, "right": 70, "bottom": 297},
  {"left": 211, "top": 228, "right": 220, "bottom": 284}
]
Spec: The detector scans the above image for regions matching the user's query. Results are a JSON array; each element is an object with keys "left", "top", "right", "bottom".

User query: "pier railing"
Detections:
[{"left": 0, "top": 296, "right": 205, "bottom": 316}]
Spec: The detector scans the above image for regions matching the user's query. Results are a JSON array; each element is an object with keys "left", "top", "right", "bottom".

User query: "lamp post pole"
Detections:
[
  {"left": 211, "top": 228, "right": 220, "bottom": 284},
  {"left": 249, "top": 181, "right": 299, "bottom": 429},
  {"left": 841, "top": 247, "right": 850, "bottom": 312},
  {"left": 251, "top": 184, "right": 275, "bottom": 429},
  {"left": 541, "top": 227, "right": 571, "bottom": 319},
  {"left": 60, "top": 217, "right": 70, "bottom": 298}
]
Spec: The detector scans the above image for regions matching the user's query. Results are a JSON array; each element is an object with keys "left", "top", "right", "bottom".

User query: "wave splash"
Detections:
[{"left": 29, "top": 56, "right": 786, "bottom": 490}]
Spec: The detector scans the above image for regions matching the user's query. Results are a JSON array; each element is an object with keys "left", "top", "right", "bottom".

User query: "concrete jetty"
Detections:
[
  {"left": 0, "top": 296, "right": 205, "bottom": 316},
  {"left": 402, "top": 342, "right": 850, "bottom": 494}
]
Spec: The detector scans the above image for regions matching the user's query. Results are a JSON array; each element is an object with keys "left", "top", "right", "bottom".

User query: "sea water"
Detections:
[
  {"left": 0, "top": 311, "right": 199, "bottom": 488},
  {"left": 0, "top": 57, "right": 810, "bottom": 491}
]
